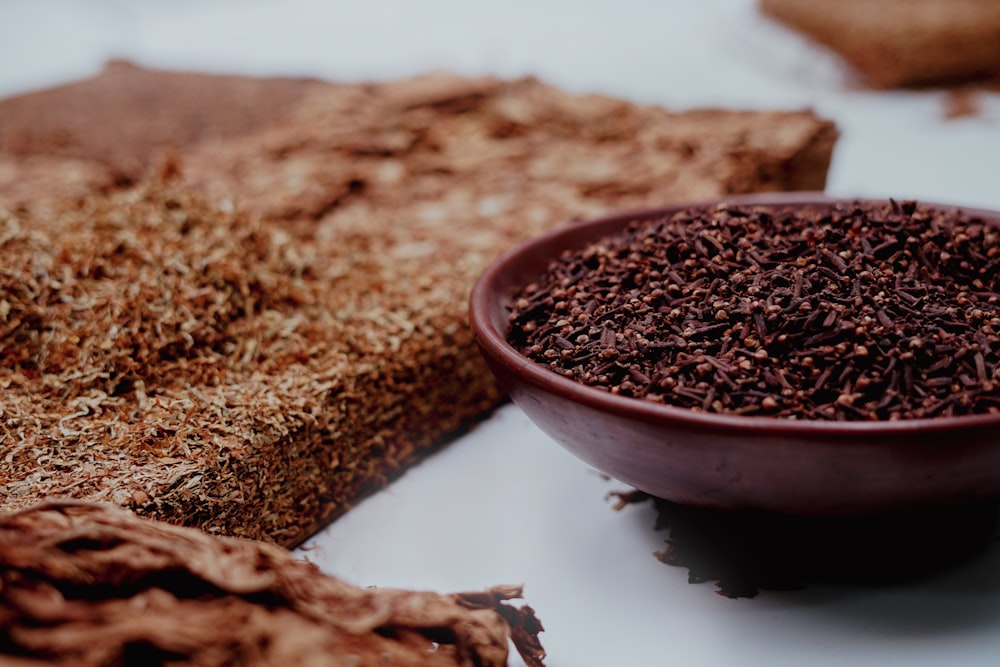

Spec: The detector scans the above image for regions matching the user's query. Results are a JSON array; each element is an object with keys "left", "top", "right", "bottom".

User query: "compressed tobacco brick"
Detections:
[
  {"left": 0, "top": 62, "right": 838, "bottom": 546},
  {"left": 761, "top": 0, "right": 1000, "bottom": 88},
  {"left": 0, "top": 501, "right": 545, "bottom": 666}
]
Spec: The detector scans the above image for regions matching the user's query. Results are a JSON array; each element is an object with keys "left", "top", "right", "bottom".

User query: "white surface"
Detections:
[{"left": 3, "top": 2, "right": 1000, "bottom": 665}]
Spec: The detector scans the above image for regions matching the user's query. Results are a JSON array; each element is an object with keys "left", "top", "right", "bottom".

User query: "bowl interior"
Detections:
[{"left": 470, "top": 194, "right": 1000, "bottom": 515}]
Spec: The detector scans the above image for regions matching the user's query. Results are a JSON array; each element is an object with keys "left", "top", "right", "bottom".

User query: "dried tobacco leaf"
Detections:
[{"left": 0, "top": 501, "right": 545, "bottom": 667}]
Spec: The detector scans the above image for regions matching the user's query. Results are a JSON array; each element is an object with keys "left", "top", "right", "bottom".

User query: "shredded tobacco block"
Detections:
[
  {"left": 509, "top": 200, "right": 1000, "bottom": 420},
  {"left": 0, "top": 501, "right": 545, "bottom": 667},
  {"left": 0, "top": 63, "right": 837, "bottom": 545}
]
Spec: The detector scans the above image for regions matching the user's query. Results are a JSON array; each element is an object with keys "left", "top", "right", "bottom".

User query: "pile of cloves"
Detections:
[{"left": 508, "top": 200, "right": 1000, "bottom": 420}]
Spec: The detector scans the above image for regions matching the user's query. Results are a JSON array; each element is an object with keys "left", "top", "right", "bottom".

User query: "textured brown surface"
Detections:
[
  {"left": 0, "top": 60, "right": 321, "bottom": 183},
  {"left": 0, "top": 62, "right": 837, "bottom": 547},
  {"left": 0, "top": 501, "right": 545, "bottom": 666},
  {"left": 761, "top": 0, "right": 1000, "bottom": 88}
]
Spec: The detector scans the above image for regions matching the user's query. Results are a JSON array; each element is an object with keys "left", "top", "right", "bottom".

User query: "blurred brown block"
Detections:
[{"left": 762, "top": 0, "right": 1000, "bottom": 88}]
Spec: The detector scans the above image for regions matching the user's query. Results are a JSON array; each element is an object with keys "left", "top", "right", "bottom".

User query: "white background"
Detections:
[{"left": 2, "top": 2, "right": 1000, "bottom": 665}]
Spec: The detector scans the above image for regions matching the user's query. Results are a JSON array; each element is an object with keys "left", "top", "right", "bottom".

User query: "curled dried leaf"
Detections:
[{"left": 0, "top": 501, "right": 545, "bottom": 667}]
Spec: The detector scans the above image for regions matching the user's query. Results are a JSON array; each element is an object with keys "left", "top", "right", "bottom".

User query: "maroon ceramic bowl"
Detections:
[{"left": 470, "top": 193, "right": 1000, "bottom": 516}]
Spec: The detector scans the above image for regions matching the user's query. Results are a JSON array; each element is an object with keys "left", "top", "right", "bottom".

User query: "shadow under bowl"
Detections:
[{"left": 469, "top": 193, "right": 1000, "bottom": 516}]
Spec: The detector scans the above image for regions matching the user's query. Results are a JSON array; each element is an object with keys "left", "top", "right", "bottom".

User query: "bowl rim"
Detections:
[{"left": 470, "top": 192, "right": 1000, "bottom": 437}]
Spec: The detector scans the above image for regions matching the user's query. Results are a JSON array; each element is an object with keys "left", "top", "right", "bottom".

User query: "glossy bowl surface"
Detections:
[{"left": 470, "top": 193, "right": 1000, "bottom": 516}]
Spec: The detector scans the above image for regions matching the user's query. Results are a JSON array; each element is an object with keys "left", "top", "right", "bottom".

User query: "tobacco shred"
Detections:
[
  {"left": 0, "top": 500, "right": 545, "bottom": 666},
  {"left": 942, "top": 88, "right": 983, "bottom": 120}
]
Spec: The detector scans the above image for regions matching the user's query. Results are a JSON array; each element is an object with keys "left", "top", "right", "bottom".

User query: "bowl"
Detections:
[{"left": 469, "top": 193, "right": 1000, "bottom": 516}]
